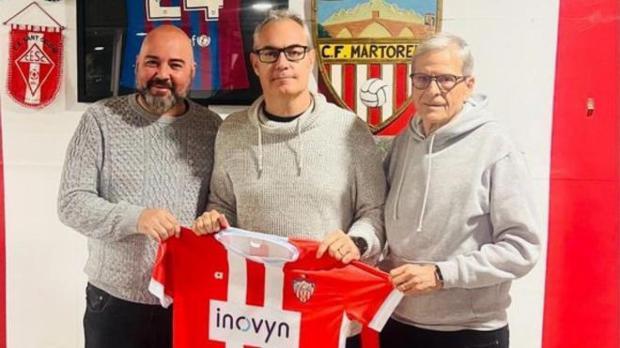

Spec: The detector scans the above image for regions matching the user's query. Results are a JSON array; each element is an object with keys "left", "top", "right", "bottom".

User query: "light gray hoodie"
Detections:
[
  {"left": 208, "top": 92, "right": 386, "bottom": 259},
  {"left": 383, "top": 94, "right": 540, "bottom": 331}
]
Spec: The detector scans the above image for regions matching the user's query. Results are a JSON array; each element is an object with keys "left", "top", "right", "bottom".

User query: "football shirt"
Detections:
[{"left": 150, "top": 227, "right": 402, "bottom": 348}]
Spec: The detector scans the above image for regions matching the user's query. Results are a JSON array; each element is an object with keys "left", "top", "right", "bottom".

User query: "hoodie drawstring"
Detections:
[
  {"left": 392, "top": 136, "right": 411, "bottom": 220},
  {"left": 257, "top": 125, "right": 263, "bottom": 178},
  {"left": 416, "top": 134, "right": 435, "bottom": 232},
  {"left": 296, "top": 118, "right": 303, "bottom": 175},
  {"left": 256, "top": 117, "right": 304, "bottom": 178}
]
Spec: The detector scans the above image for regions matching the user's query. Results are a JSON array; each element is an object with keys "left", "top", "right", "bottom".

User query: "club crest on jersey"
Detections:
[
  {"left": 312, "top": 0, "right": 443, "bottom": 134},
  {"left": 293, "top": 277, "right": 315, "bottom": 303}
]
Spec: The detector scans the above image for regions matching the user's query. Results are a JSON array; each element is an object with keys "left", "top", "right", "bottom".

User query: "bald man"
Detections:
[{"left": 58, "top": 25, "right": 221, "bottom": 348}]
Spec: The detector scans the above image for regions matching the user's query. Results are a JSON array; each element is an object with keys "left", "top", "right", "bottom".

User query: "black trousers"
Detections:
[
  {"left": 84, "top": 283, "right": 172, "bottom": 348},
  {"left": 346, "top": 334, "right": 361, "bottom": 348},
  {"left": 380, "top": 318, "right": 509, "bottom": 348}
]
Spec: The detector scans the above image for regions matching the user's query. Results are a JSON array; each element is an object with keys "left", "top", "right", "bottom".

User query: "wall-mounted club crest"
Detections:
[{"left": 312, "top": 0, "right": 442, "bottom": 135}]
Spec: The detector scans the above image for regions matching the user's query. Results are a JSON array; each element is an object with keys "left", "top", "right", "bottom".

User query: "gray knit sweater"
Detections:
[
  {"left": 58, "top": 94, "right": 221, "bottom": 304},
  {"left": 207, "top": 92, "right": 386, "bottom": 259}
]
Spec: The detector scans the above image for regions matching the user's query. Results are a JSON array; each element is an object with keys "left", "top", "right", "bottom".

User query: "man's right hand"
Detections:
[
  {"left": 137, "top": 208, "right": 181, "bottom": 242},
  {"left": 192, "top": 209, "right": 230, "bottom": 235}
]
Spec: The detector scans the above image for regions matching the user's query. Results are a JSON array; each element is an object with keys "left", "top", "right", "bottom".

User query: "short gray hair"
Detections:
[
  {"left": 252, "top": 9, "right": 313, "bottom": 49},
  {"left": 411, "top": 33, "right": 474, "bottom": 76}
]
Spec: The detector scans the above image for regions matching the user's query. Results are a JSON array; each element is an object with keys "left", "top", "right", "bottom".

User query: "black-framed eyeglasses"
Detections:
[
  {"left": 252, "top": 45, "right": 310, "bottom": 63},
  {"left": 409, "top": 73, "right": 469, "bottom": 91}
]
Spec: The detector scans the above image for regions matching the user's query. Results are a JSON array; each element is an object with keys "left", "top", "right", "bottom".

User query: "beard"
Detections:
[{"left": 136, "top": 77, "right": 188, "bottom": 115}]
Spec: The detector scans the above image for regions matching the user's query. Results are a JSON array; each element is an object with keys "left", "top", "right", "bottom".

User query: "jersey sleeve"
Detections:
[
  {"left": 339, "top": 262, "right": 403, "bottom": 331},
  {"left": 149, "top": 239, "right": 175, "bottom": 308}
]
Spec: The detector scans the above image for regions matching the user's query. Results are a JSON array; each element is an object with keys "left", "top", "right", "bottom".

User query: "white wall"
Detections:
[
  {"left": 0, "top": 1, "right": 86, "bottom": 348},
  {"left": 440, "top": 2, "right": 558, "bottom": 347},
  {"left": 0, "top": 1, "right": 557, "bottom": 347}
]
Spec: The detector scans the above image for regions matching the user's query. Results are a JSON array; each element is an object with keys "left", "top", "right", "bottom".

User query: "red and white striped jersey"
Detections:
[{"left": 150, "top": 227, "right": 402, "bottom": 348}]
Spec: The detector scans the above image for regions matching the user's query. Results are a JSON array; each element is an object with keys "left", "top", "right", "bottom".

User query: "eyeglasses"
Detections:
[
  {"left": 252, "top": 45, "right": 310, "bottom": 63},
  {"left": 409, "top": 73, "right": 468, "bottom": 91}
]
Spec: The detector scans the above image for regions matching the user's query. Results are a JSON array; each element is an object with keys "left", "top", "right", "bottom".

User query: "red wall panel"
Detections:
[{"left": 544, "top": 1, "right": 620, "bottom": 347}]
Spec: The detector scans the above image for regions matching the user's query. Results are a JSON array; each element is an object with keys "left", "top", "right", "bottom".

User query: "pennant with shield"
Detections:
[
  {"left": 312, "top": 0, "right": 442, "bottom": 134},
  {"left": 4, "top": 2, "right": 65, "bottom": 109},
  {"left": 7, "top": 24, "right": 63, "bottom": 108}
]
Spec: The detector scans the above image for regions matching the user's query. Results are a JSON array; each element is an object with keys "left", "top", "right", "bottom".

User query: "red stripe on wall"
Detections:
[
  {"left": 342, "top": 64, "right": 356, "bottom": 112},
  {"left": 394, "top": 63, "right": 408, "bottom": 111},
  {"left": 367, "top": 64, "right": 382, "bottom": 127},
  {"left": 543, "top": 0, "right": 620, "bottom": 347},
  {"left": 199, "top": 16, "right": 212, "bottom": 91}
]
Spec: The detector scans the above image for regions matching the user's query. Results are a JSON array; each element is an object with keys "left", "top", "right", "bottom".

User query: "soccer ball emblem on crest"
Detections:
[
  {"left": 293, "top": 277, "right": 316, "bottom": 303},
  {"left": 359, "top": 78, "right": 390, "bottom": 108}
]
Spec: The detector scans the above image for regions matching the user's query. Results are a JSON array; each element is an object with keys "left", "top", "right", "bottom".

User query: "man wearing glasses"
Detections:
[
  {"left": 192, "top": 9, "right": 386, "bottom": 348},
  {"left": 380, "top": 33, "right": 540, "bottom": 348}
]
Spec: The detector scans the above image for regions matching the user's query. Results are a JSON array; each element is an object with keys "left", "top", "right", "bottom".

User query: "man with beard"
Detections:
[{"left": 57, "top": 25, "right": 221, "bottom": 348}]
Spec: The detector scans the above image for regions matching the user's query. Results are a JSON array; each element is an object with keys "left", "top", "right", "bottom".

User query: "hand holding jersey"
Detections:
[
  {"left": 316, "top": 229, "right": 362, "bottom": 264},
  {"left": 138, "top": 208, "right": 181, "bottom": 242},
  {"left": 192, "top": 209, "right": 230, "bottom": 234},
  {"left": 193, "top": 211, "right": 364, "bottom": 264}
]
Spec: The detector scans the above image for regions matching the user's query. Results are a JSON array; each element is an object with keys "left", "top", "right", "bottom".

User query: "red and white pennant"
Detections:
[{"left": 7, "top": 24, "right": 63, "bottom": 108}]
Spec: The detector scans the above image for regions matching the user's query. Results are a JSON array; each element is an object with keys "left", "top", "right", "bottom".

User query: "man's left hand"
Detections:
[
  {"left": 390, "top": 264, "right": 442, "bottom": 295},
  {"left": 316, "top": 230, "right": 360, "bottom": 264}
]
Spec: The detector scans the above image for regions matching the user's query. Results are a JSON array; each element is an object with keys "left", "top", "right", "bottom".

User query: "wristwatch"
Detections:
[
  {"left": 351, "top": 237, "right": 368, "bottom": 256},
  {"left": 434, "top": 265, "right": 444, "bottom": 287}
]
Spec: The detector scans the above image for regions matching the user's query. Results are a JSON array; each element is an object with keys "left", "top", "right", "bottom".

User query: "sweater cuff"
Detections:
[
  {"left": 435, "top": 260, "right": 459, "bottom": 289},
  {"left": 118, "top": 204, "right": 144, "bottom": 237}
]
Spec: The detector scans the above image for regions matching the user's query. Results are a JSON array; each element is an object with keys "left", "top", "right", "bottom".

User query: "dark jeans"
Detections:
[
  {"left": 380, "top": 318, "right": 509, "bottom": 348},
  {"left": 347, "top": 334, "right": 361, "bottom": 348},
  {"left": 84, "top": 283, "right": 172, "bottom": 348}
]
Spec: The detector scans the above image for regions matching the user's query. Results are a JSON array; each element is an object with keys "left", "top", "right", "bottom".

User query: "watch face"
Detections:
[{"left": 352, "top": 237, "right": 368, "bottom": 255}]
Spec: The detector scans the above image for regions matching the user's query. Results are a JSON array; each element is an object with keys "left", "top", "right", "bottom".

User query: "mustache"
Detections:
[{"left": 147, "top": 77, "right": 174, "bottom": 90}]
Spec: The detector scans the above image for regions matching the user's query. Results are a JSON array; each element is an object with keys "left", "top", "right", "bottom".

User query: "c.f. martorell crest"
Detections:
[{"left": 312, "top": 0, "right": 443, "bottom": 134}]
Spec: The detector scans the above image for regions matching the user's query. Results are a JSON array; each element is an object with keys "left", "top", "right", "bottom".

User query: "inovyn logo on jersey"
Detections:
[{"left": 209, "top": 300, "right": 301, "bottom": 347}]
